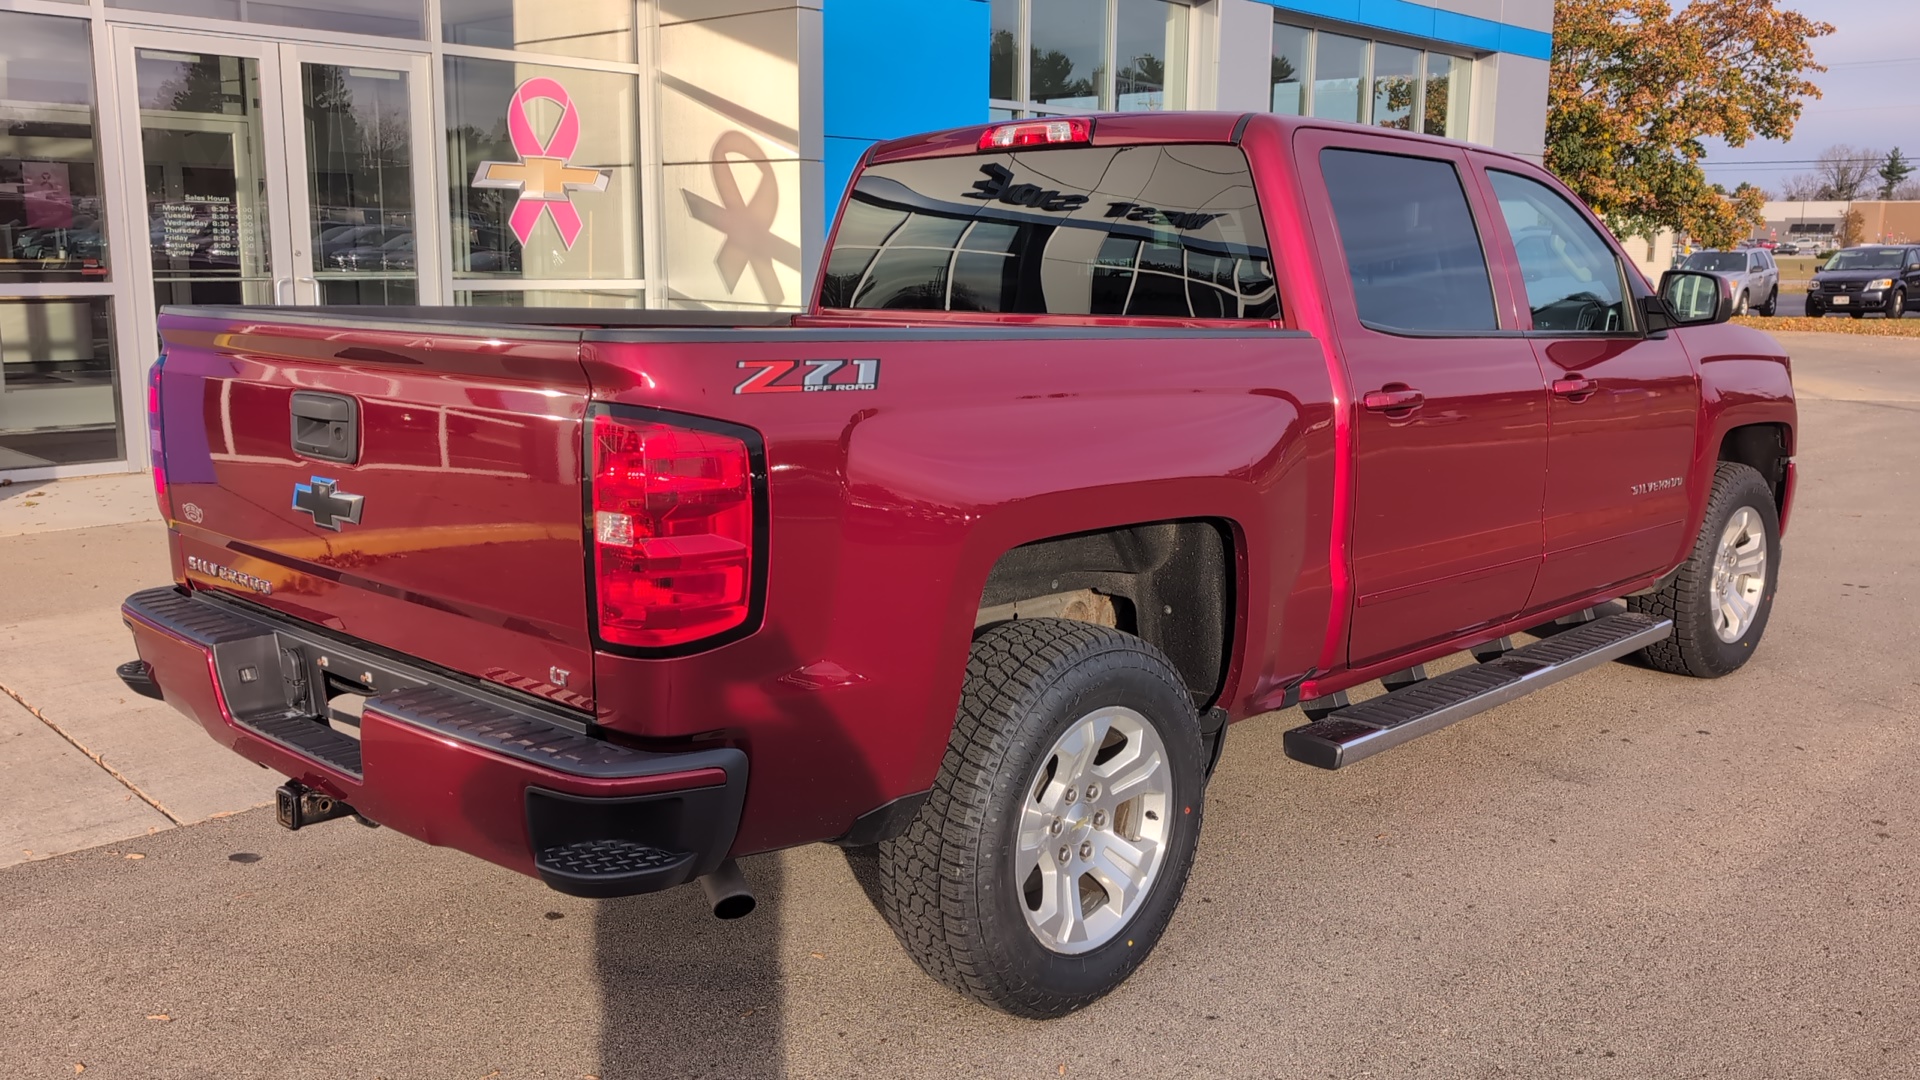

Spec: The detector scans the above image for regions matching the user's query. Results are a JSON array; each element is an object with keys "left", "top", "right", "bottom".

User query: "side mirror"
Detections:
[
  {"left": 1657, "top": 269, "right": 1734, "bottom": 326},
  {"left": 1909, "top": 262, "right": 1920, "bottom": 272}
]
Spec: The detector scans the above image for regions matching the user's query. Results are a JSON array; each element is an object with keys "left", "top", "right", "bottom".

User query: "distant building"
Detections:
[{"left": 1754, "top": 201, "right": 1920, "bottom": 248}]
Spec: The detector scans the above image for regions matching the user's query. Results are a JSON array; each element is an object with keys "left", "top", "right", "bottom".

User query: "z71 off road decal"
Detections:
[{"left": 735, "top": 358, "right": 880, "bottom": 395}]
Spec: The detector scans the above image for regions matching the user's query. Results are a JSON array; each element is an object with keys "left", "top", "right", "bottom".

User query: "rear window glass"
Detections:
[
  {"left": 821, "top": 144, "right": 1279, "bottom": 320},
  {"left": 1318, "top": 148, "right": 1496, "bottom": 333}
]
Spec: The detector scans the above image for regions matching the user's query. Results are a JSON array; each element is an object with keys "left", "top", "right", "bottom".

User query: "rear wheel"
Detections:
[
  {"left": 877, "top": 618, "right": 1206, "bottom": 1018},
  {"left": 1628, "top": 463, "right": 1780, "bottom": 677}
]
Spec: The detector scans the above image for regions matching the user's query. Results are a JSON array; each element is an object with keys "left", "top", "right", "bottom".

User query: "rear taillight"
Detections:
[
  {"left": 590, "top": 412, "right": 757, "bottom": 649},
  {"left": 147, "top": 355, "right": 169, "bottom": 520},
  {"left": 977, "top": 117, "right": 1093, "bottom": 150}
]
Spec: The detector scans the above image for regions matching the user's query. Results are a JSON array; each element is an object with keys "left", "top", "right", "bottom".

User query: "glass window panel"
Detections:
[
  {"left": 1030, "top": 0, "right": 1107, "bottom": 110},
  {"left": 1424, "top": 53, "right": 1471, "bottom": 138},
  {"left": 108, "top": 0, "right": 423, "bottom": 39},
  {"left": 304, "top": 64, "right": 417, "bottom": 306},
  {"left": 990, "top": 0, "right": 1019, "bottom": 102},
  {"left": 445, "top": 58, "right": 641, "bottom": 283},
  {"left": 0, "top": 297, "right": 121, "bottom": 468},
  {"left": 1487, "top": 170, "right": 1628, "bottom": 333},
  {"left": 1271, "top": 23, "right": 1309, "bottom": 115},
  {"left": 0, "top": 12, "right": 105, "bottom": 285},
  {"left": 455, "top": 288, "right": 645, "bottom": 308},
  {"left": 1312, "top": 32, "right": 1366, "bottom": 123},
  {"left": 950, "top": 250, "right": 1016, "bottom": 310},
  {"left": 135, "top": 50, "right": 275, "bottom": 308},
  {"left": 1318, "top": 148, "right": 1496, "bottom": 332},
  {"left": 822, "top": 144, "right": 1277, "bottom": 320},
  {"left": 1115, "top": 0, "right": 1188, "bottom": 111},
  {"left": 853, "top": 245, "right": 951, "bottom": 309},
  {"left": 441, "top": 0, "right": 633, "bottom": 63},
  {"left": 1371, "top": 43, "right": 1420, "bottom": 131}
]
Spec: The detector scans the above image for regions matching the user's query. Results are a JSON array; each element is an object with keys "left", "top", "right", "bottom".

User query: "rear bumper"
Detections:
[{"left": 120, "top": 586, "right": 746, "bottom": 898}]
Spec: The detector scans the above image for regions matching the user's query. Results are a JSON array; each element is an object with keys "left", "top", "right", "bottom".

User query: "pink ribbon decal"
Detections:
[{"left": 471, "top": 78, "right": 610, "bottom": 249}]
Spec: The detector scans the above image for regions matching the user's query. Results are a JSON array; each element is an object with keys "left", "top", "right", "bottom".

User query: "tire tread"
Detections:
[{"left": 876, "top": 618, "right": 1197, "bottom": 1018}]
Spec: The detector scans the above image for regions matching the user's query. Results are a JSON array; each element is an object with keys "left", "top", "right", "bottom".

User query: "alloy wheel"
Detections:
[
  {"left": 1709, "top": 506, "right": 1768, "bottom": 643},
  {"left": 1014, "top": 706, "right": 1171, "bottom": 955}
]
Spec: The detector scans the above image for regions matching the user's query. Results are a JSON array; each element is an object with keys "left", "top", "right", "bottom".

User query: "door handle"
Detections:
[
  {"left": 1362, "top": 388, "right": 1425, "bottom": 413},
  {"left": 295, "top": 275, "right": 318, "bottom": 305},
  {"left": 272, "top": 276, "right": 292, "bottom": 304},
  {"left": 1552, "top": 376, "right": 1596, "bottom": 401}
]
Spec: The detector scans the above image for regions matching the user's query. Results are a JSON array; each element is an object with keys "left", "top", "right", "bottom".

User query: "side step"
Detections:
[{"left": 1284, "top": 612, "right": 1672, "bottom": 770}]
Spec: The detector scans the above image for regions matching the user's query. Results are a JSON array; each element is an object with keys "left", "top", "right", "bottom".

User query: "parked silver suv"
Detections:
[{"left": 1678, "top": 248, "right": 1780, "bottom": 315}]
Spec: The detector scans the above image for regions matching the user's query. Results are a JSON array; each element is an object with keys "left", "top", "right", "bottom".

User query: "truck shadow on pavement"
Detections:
[
  {"left": 591, "top": 626, "right": 897, "bottom": 1078},
  {"left": 594, "top": 857, "right": 787, "bottom": 1079}
]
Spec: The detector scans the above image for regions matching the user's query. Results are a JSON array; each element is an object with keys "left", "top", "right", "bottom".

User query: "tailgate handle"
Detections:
[{"left": 290, "top": 391, "right": 359, "bottom": 464}]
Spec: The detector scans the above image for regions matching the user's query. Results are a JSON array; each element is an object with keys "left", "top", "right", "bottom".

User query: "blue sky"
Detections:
[{"left": 1696, "top": 7, "right": 1920, "bottom": 194}]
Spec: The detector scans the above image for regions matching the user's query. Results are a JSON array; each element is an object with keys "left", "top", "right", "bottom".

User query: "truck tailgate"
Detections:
[{"left": 155, "top": 311, "right": 597, "bottom": 709}]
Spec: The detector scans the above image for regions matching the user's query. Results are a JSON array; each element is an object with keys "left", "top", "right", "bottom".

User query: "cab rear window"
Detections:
[{"left": 821, "top": 144, "right": 1279, "bottom": 320}]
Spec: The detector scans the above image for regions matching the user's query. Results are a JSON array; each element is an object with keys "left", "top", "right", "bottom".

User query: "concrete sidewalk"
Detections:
[{"left": 0, "top": 473, "right": 267, "bottom": 868}]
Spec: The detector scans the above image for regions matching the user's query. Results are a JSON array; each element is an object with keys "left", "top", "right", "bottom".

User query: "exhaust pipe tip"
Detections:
[{"left": 699, "top": 858, "right": 756, "bottom": 920}]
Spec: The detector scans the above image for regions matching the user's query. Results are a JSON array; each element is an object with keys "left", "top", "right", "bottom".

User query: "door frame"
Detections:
[
  {"left": 108, "top": 26, "right": 442, "bottom": 368},
  {"left": 274, "top": 41, "right": 441, "bottom": 307}
]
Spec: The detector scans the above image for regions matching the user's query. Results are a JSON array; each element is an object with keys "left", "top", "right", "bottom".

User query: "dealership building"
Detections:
[{"left": 0, "top": 0, "right": 1552, "bottom": 480}]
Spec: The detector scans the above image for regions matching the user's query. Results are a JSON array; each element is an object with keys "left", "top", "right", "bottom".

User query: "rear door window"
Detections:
[
  {"left": 820, "top": 143, "right": 1279, "bottom": 319},
  {"left": 1317, "top": 148, "right": 1497, "bottom": 333},
  {"left": 1486, "top": 170, "right": 1630, "bottom": 333}
]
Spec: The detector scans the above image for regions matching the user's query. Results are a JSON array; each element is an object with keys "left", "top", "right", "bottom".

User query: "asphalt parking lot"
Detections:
[{"left": 3, "top": 333, "right": 1916, "bottom": 1079}]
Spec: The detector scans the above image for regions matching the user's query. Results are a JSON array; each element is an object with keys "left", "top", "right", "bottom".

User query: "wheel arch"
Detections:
[
  {"left": 975, "top": 518, "right": 1241, "bottom": 713},
  {"left": 1717, "top": 421, "right": 1793, "bottom": 518}
]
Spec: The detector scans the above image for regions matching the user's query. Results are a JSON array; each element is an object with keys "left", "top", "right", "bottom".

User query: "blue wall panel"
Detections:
[{"left": 821, "top": 0, "right": 990, "bottom": 213}]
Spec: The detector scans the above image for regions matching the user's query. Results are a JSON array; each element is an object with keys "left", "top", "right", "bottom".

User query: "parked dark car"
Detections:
[{"left": 1806, "top": 245, "right": 1920, "bottom": 318}]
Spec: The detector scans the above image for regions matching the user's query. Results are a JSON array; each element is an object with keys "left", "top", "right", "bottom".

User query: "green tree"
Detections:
[
  {"left": 1879, "top": 147, "right": 1915, "bottom": 200},
  {"left": 1546, "top": 0, "right": 1832, "bottom": 248}
]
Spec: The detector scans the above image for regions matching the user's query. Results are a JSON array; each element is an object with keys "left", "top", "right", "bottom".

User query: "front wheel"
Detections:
[
  {"left": 1758, "top": 287, "right": 1779, "bottom": 316},
  {"left": 1628, "top": 462, "right": 1780, "bottom": 677},
  {"left": 877, "top": 618, "right": 1206, "bottom": 1018},
  {"left": 1889, "top": 289, "right": 1906, "bottom": 319},
  {"left": 1733, "top": 290, "right": 1749, "bottom": 316}
]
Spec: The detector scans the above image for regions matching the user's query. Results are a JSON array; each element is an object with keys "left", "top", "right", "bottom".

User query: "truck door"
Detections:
[
  {"left": 1298, "top": 132, "right": 1549, "bottom": 667},
  {"left": 1468, "top": 158, "right": 1700, "bottom": 609}
]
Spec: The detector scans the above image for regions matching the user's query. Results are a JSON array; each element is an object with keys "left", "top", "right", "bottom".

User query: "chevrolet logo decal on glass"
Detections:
[{"left": 292, "top": 476, "right": 365, "bottom": 531}]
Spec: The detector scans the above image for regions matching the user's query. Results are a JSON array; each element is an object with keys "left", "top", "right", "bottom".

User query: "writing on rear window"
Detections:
[{"left": 822, "top": 144, "right": 1279, "bottom": 320}]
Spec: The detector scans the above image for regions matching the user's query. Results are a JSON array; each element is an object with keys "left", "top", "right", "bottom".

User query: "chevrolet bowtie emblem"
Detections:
[{"left": 292, "top": 476, "right": 364, "bottom": 531}]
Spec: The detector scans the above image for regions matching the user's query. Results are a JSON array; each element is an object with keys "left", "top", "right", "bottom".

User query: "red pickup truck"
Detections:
[{"left": 119, "top": 112, "right": 1795, "bottom": 1018}]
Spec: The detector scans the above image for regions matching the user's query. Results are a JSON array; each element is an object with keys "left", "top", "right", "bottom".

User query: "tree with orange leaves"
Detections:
[{"left": 1546, "top": 0, "right": 1831, "bottom": 248}]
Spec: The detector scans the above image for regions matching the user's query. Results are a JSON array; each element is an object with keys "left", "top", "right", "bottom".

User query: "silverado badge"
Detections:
[{"left": 292, "top": 476, "right": 364, "bottom": 531}]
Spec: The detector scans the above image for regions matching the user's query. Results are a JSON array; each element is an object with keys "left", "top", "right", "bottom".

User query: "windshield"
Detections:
[
  {"left": 1682, "top": 252, "right": 1748, "bottom": 272},
  {"left": 1824, "top": 248, "right": 1905, "bottom": 271}
]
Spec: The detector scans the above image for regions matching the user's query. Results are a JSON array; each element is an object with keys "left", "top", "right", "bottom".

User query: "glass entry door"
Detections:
[
  {"left": 279, "top": 44, "right": 438, "bottom": 305},
  {"left": 113, "top": 29, "right": 438, "bottom": 349}
]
